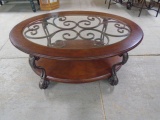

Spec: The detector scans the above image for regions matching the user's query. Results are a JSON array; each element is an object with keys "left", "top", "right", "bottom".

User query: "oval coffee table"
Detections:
[{"left": 10, "top": 11, "right": 143, "bottom": 89}]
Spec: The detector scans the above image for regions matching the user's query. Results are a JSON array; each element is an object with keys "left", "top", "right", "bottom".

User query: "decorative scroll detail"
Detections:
[
  {"left": 24, "top": 15, "right": 131, "bottom": 48},
  {"left": 108, "top": 53, "right": 129, "bottom": 86},
  {"left": 51, "top": 40, "right": 66, "bottom": 48},
  {"left": 29, "top": 55, "right": 46, "bottom": 81},
  {"left": 29, "top": 55, "right": 50, "bottom": 89}
]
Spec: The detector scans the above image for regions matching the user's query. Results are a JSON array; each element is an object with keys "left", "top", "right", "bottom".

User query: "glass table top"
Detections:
[{"left": 23, "top": 15, "right": 131, "bottom": 49}]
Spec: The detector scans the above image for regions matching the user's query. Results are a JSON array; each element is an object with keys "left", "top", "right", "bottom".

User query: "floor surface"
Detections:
[{"left": 0, "top": 0, "right": 160, "bottom": 120}]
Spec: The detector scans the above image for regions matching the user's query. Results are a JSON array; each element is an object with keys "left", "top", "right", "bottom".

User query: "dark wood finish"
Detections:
[
  {"left": 9, "top": 11, "right": 143, "bottom": 84},
  {"left": 32, "top": 56, "right": 122, "bottom": 83},
  {"left": 10, "top": 11, "right": 143, "bottom": 60}
]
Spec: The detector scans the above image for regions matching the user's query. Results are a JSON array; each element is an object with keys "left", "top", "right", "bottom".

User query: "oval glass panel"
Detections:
[{"left": 23, "top": 15, "right": 131, "bottom": 49}]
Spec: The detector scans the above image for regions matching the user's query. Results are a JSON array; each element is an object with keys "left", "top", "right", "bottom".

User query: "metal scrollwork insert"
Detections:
[
  {"left": 29, "top": 55, "right": 50, "bottom": 89},
  {"left": 108, "top": 53, "right": 129, "bottom": 86},
  {"left": 23, "top": 15, "right": 131, "bottom": 48}
]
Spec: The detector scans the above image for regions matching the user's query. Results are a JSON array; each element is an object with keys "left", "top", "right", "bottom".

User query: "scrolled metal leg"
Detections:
[
  {"left": 39, "top": 78, "right": 50, "bottom": 89},
  {"left": 29, "top": 55, "right": 50, "bottom": 89},
  {"left": 108, "top": 74, "right": 119, "bottom": 86},
  {"left": 108, "top": 53, "right": 129, "bottom": 86}
]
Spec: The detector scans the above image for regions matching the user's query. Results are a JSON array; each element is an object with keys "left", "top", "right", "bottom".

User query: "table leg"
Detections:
[
  {"left": 126, "top": 0, "right": 133, "bottom": 10},
  {"left": 37, "top": 0, "right": 40, "bottom": 5},
  {"left": 108, "top": 53, "right": 129, "bottom": 86},
  {"left": 29, "top": 0, "right": 36, "bottom": 12},
  {"left": 105, "top": 0, "right": 107, "bottom": 4},
  {"left": 156, "top": 0, "right": 160, "bottom": 17},
  {"left": 29, "top": 55, "right": 50, "bottom": 89},
  {"left": 138, "top": 0, "right": 145, "bottom": 17},
  {"left": 0, "top": 0, "right": 2, "bottom": 5},
  {"left": 108, "top": 0, "right": 112, "bottom": 9}
]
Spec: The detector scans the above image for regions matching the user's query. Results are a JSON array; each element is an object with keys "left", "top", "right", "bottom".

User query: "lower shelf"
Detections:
[{"left": 31, "top": 56, "right": 122, "bottom": 83}]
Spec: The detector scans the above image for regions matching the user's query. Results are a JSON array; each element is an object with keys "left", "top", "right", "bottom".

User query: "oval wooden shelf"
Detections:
[{"left": 31, "top": 56, "right": 122, "bottom": 83}]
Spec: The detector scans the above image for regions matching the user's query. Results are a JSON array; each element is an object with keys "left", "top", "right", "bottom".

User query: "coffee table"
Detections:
[{"left": 10, "top": 11, "right": 143, "bottom": 89}]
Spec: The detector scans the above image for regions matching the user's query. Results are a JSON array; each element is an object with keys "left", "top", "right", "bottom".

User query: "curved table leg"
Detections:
[
  {"left": 29, "top": 55, "right": 50, "bottom": 89},
  {"left": 108, "top": 53, "right": 129, "bottom": 86}
]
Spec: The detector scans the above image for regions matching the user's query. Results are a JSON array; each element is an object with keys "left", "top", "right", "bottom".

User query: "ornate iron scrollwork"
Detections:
[
  {"left": 29, "top": 55, "right": 50, "bottom": 89},
  {"left": 108, "top": 53, "right": 129, "bottom": 86},
  {"left": 23, "top": 15, "right": 130, "bottom": 48}
]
